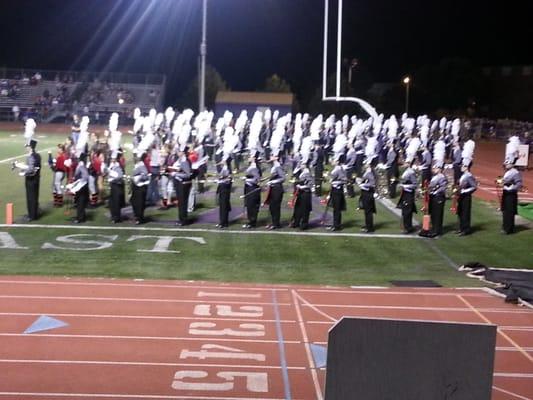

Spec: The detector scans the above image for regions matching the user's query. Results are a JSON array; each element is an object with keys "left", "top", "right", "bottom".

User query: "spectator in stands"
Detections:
[
  {"left": 12, "top": 105, "right": 20, "bottom": 121},
  {"left": 71, "top": 114, "right": 81, "bottom": 145}
]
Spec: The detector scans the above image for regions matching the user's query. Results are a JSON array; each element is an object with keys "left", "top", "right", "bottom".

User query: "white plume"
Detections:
[{"left": 462, "top": 139, "right": 475, "bottom": 167}]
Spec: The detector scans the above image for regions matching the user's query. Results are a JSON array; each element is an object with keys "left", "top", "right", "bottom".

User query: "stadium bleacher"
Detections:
[{"left": 0, "top": 68, "right": 165, "bottom": 122}]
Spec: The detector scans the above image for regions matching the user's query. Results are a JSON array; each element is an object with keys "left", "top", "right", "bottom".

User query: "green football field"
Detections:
[{"left": 0, "top": 130, "right": 531, "bottom": 287}]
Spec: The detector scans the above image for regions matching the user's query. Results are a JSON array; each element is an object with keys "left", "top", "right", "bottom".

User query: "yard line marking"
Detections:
[
  {"left": 0, "top": 223, "right": 424, "bottom": 239},
  {"left": 457, "top": 295, "right": 533, "bottom": 364},
  {"left": 291, "top": 289, "right": 323, "bottom": 400},
  {"left": 272, "top": 289, "right": 292, "bottom": 400},
  {"left": 425, "top": 239, "right": 459, "bottom": 270},
  {"left": 0, "top": 312, "right": 295, "bottom": 324},
  {"left": 0, "top": 393, "right": 285, "bottom": 400},
  {"left": 0, "top": 332, "right": 301, "bottom": 344},
  {"left": 0, "top": 295, "right": 290, "bottom": 306},
  {"left": 0, "top": 147, "right": 55, "bottom": 164},
  {"left": 492, "top": 386, "right": 532, "bottom": 400},
  {"left": 0, "top": 359, "right": 305, "bottom": 370},
  {"left": 0, "top": 279, "right": 288, "bottom": 292},
  {"left": 293, "top": 291, "right": 336, "bottom": 322}
]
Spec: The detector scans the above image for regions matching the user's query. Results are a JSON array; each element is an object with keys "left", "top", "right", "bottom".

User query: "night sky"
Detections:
[{"left": 1, "top": 0, "right": 531, "bottom": 104}]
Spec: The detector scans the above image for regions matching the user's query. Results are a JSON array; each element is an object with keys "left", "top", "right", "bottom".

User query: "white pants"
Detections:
[
  {"left": 160, "top": 175, "right": 174, "bottom": 200},
  {"left": 53, "top": 171, "right": 65, "bottom": 194},
  {"left": 88, "top": 175, "right": 97, "bottom": 195},
  {"left": 188, "top": 186, "right": 196, "bottom": 212}
]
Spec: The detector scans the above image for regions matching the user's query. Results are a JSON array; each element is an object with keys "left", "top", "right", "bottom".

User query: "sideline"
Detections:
[{"left": 0, "top": 223, "right": 425, "bottom": 239}]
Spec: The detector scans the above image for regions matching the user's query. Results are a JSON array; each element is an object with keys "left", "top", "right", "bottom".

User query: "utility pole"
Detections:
[{"left": 199, "top": 0, "right": 207, "bottom": 112}]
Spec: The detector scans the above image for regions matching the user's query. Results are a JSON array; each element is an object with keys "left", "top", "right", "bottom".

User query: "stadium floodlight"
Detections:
[
  {"left": 199, "top": 0, "right": 207, "bottom": 112},
  {"left": 322, "top": 0, "right": 378, "bottom": 120},
  {"left": 403, "top": 76, "right": 411, "bottom": 115}
]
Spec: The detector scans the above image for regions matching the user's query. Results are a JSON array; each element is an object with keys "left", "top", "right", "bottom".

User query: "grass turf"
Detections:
[{"left": 0, "top": 130, "right": 531, "bottom": 287}]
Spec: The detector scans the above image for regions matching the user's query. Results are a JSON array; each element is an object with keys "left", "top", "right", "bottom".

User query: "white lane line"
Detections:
[
  {"left": 496, "top": 347, "right": 533, "bottom": 352},
  {"left": 297, "top": 288, "right": 494, "bottom": 297},
  {"left": 291, "top": 289, "right": 323, "bottom": 400},
  {"left": 293, "top": 291, "right": 336, "bottom": 322},
  {"left": 0, "top": 359, "right": 305, "bottom": 370},
  {"left": 0, "top": 279, "right": 288, "bottom": 292},
  {"left": 494, "top": 373, "right": 533, "bottom": 378},
  {"left": 0, "top": 393, "right": 285, "bottom": 400},
  {"left": 300, "top": 303, "right": 533, "bottom": 313},
  {"left": 492, "top": 385, "right": 532, "bottom": 400},
  {"left": 0, "top": 223, "right": 424, "bottom": 239},
  {"left": 0, "top": 333, "right": 301, "bottom": 344},
  {"left": 0, "top": 312, "right": 295, "bottom": 324},
  {"left": 3, "top": 295, "right": 527, "bottom": 313},
  {"left": 457, "top": 295, "right": 533, "bottom": 363},
  {"left": 0, "top": 295, "right": 290, "bottom": 306},
  {"left": 0, "top": 147, "right": 55, "bottom": 164}
]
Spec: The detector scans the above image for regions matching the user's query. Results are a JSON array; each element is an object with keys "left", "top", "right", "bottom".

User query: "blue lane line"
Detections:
[{"left": 272, "top": 289, "right": 292, "bottom": 400}]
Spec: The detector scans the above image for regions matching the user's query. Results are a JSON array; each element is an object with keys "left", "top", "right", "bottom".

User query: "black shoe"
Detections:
[
  {"left": 268, "top": 225, "right": 280, "bottom": 230},
  {"left": 176, "top": 221, "right": 184, "bottom": 227},
  {"left": 458, "top": 231, "right": 470, "bottom": 236},
  {"left": 361, "top": 228, "right": 374, "bottom": 233}
]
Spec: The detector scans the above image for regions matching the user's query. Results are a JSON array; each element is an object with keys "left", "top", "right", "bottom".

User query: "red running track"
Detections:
[
  {"left": 0, "top": 276, "right": 531, "bottom": 399},
  {"left": 473, "top": 142, "right": 533, "bottom": 204}
]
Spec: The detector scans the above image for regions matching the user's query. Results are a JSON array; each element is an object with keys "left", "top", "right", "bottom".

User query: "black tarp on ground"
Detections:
[{"left": 460, "top": 262, "right": 533, "bottom": 305}]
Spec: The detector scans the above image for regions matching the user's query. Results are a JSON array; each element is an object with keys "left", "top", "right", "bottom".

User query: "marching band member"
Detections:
[
  {"left": 20, "top": 138, "right": 41, "bottom": 221},
  {"left": 327, "top": 154, "right": 347, "bottom": 231},
  {"left": 266, "top": 153, "right": 285, "bottom": 230},
  {"left": 312, "top": 141, "right": 325, "bottom": 196},
  {"left": 159, "top": 145, "right": 175, "bottom": 209},
  {"left": 358, "top": 158, "right": 377, "bottom": 233},
  {"left": 419, "top": 144, "right": 432, "bottom": 187},
  {"left": 451, "top": 140, "right": 462, "bottom": 185},
  {"left": 48, "top": 144, "right": 67, "bottom": 207},
  {"left": 456, "top": 164, "right": 477, "bottom": 236},
  {"left": 455, "top": 140, "right": 476, "bottom": 235},
  {"left": 397, "top": 156, "right": 418, "bottom": 234},
  {"left": 427, "top": 161, "right": 448, "bottom": 237},
  {"left": 290, "top": 160, "right": 313, "bottom": 230},
  {"left": 216, "top": 157, "right": 233, "bottom": 229},
  {"left": 72, "top": 153, "right": 89, "bottom": 223},
  {"left": 500, "top": 138, "right": 523, "bottom": 234},
  {"left": 242, "top": 154, "right": 262, "bottom": 229},
  {"left": 88, "top": 150, "right": 103, "bottom": 207},
  {"left": 130, "top": 152, "right": 150, "bottom": 224},
  {"left": 147, "top": 142, "right": 161, "bottom": 207},
  {"left": 107, "top": 152, "right": 125, "bottom": 223},
  {"left": 385, "top": 139, "right": 399, "bottom": 198},
  {"left": 173, "top": 146, "right": 192, "bottom": 226},
  {"left": 345, "top": 141, "right": 357, "bottom": 197}
]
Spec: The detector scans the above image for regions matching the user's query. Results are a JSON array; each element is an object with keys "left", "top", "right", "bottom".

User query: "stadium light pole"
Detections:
[
  {"left": 199, "top": 0, "right": 207, "bottom": 112},
  {"left": 403, "top": 76, "right": 411, "bottom": 115}
]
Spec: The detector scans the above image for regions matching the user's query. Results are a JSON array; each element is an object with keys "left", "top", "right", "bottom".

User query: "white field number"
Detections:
[
  {"left": 172, "top": 370, "right": 268, "bottom": 393},
  {"left": 193, "top": 304, "right": 264, "bottom": 318},
  {"left": 180, "top": 344, "right": 266, "bottom": 362},
  {"left": 188, "top": 322, "right": 265, "bottom": 337}
]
